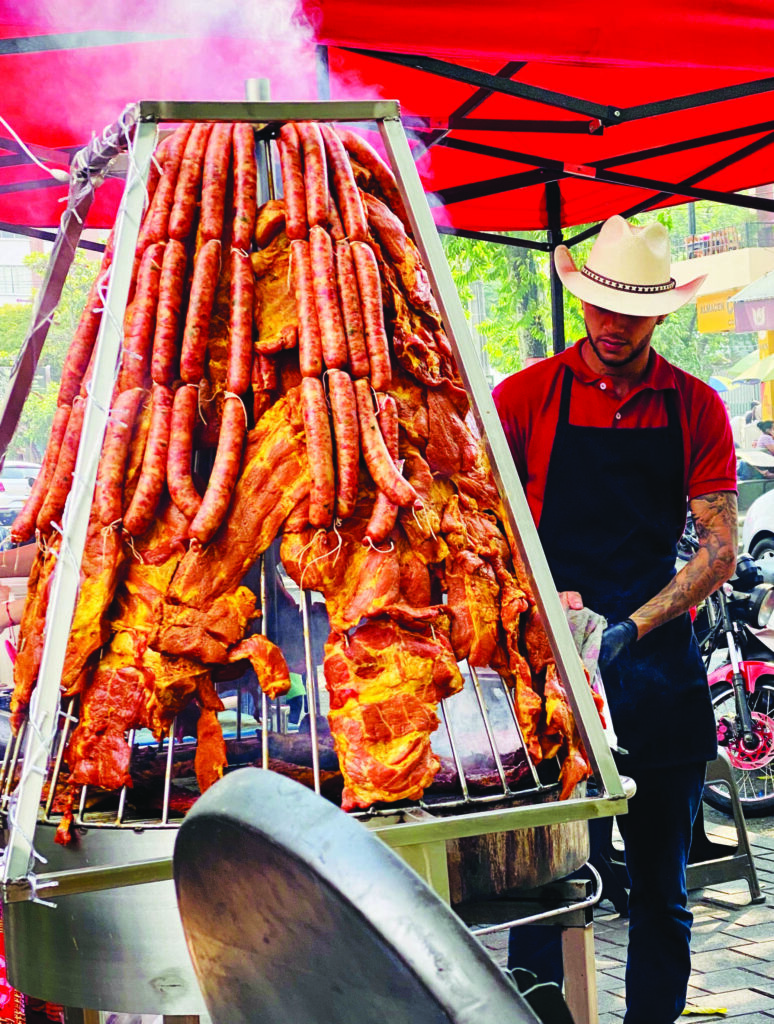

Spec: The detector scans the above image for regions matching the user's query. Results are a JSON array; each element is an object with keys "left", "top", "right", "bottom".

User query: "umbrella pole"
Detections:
[{"left": 546, "top": 181, "right": 565, "bottom": 354}]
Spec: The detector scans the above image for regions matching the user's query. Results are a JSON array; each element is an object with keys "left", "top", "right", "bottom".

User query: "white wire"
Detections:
[{"left": 0, "top": 113, "right": 70, "bottom": 183}]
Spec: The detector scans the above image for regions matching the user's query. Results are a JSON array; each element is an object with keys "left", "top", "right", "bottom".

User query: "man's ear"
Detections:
[{"left": 657, "top": 314, "right": 668, "bottom": 325}]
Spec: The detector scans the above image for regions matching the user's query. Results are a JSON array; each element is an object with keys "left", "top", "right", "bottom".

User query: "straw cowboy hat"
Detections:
[{"left": 554, "top": 215, "right": 706, "bottom": 316}]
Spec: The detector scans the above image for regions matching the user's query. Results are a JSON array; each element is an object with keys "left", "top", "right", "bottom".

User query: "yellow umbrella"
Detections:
[{"left": 732, "top": 353, "right": 774, "bottom": 382}]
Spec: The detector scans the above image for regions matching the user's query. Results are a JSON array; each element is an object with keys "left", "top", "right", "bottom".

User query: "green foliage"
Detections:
[
  {"left": 0, "top": 249, "right": 100, "bottom": 458},
  {"left": 443, "top": 200, "right": 763, "bottom": 382}
]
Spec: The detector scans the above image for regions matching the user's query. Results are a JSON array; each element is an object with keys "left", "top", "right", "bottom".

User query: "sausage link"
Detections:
[
  {"left": 319, "top": 124, "right": 368, "bottom": 241},
  {"left": 309, "top": 225, "right": 347, "bottom": 370},
  {"left": 350, "top": 241, "right": 391, "bottom": 390},
  {"left": 123, "top": 384, "right": 174, "bottom": 536},
  {"left": 36, "top": 397, "right": 87, "bottom": 533},
  {"left": 296, "top": 122, "right": 329, "bottom": 229},
  {"left": 228, "top": 250, "right": 254, "bottom": 394},
  {"left": 327, "top": 196, "right": 345, "bottom": 240},
  {"left": 335, "top": 126, "right": 410, "bottom": 229},
  {"left": 289, "top": 239, "right": 322, "bottom": 378},
  {"left": 138, "top": 124, "right": 193, "bottom": 250},
  {"left": 354, "top": 379, "right": 418, "bottom": 507},
  {"left": 301, "top": 377, "right": 335, "bottom": 528},
  {"left": 57, "top": 270, "right": 107, "bottom": 407},
  {"left": 334, "top": 240, "right": 369, "bottom": 378},
  {"left": 117, "top": 241, "right": 164, "bottom": 392},
  {"left": 189, "top": 396, "right": 247, "bottom": 546},
  {"left": 326, "top": 369, "right": 360, "bottom": 520},
  {"left": 95, "top": 387, "right": 145, "bottom": 526},
  {"left": 180, "top": 238, "right": 222, "bottom": 384},
  {"left": 168, "top": 123, "right": 213, "bottom": 242},
  {"left": 151, "top": 239, "right": 187, "bottom": 386},
  {"left": 365, "top": 394, "right": 399, "bottom": 543},
  {"left": 11, "top": 405, "right": 71, "bottom": 543},
  {"left": 278, "top": 123, "right": 307, "bottom": 240},
  {"left": 233, "top": 123, "right": 258, "bottom": 250},
  {"left": 200, "top": 123, "right": 233, "bottom": 243},
  {"left": 167, "top": 384, "right": 202, "bottom": 518}
]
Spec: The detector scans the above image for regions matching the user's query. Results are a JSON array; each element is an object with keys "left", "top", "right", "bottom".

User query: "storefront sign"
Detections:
[
  {"left": 697, "top": 289, "right": 736, "bottom": 333},
  {"left": 733, "top": 298, "right": 774, "bottom": 333}
]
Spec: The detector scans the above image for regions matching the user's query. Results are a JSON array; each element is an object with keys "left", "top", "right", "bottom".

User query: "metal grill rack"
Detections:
[{"left": 0, "top": 100, "right": 627, "bottom": 914}]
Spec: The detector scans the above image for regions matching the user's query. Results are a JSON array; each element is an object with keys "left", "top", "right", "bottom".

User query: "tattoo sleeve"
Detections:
[{"left": 630, "top": 490, "right": 738, "bottom": 639}]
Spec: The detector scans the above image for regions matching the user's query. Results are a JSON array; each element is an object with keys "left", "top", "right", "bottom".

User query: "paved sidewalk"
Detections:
[{"left": 478, "top": 822, "right": 774, "bottom": 1022}]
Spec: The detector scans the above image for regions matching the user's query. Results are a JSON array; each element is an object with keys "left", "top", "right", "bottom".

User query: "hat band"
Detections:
[{"left": 581, "top": 265, "right": 676, "bottom": 294}]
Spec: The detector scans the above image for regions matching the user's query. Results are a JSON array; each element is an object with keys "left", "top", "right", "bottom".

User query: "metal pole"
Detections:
[
  {"left": 316, "top": 45, "right": 331, "bottom": 101},
  {"left": 546, "top": 181, "right": 566, "bottom": 355},
  {"left": 378, "top": 116, "right": 625, "bottom": 806},
  {"left": 3, "top": 119, "right": 158, "bottom": 883}
]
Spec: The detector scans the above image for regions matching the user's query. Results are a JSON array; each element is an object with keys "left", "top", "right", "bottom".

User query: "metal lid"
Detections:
[{"left": 174, "top": 768, "right": 540, "bottom": 1024}]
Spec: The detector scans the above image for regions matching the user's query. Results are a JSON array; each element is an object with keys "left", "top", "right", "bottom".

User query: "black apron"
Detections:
[{"left": 537, "top": 366, "right": 717, "bottom": 767}]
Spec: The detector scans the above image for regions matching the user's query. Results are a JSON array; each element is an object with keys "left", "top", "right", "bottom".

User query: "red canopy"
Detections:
[{"left": 2, "top": 0, "right": 774, "bottom": 232}]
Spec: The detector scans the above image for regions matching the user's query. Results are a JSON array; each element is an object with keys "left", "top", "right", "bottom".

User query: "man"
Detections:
[{"left": 493, "top": 215, "right": 737, "bottom": 1024}]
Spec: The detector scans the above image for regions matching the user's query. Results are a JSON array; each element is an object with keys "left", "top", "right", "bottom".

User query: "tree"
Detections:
[{"left": 0, "top": 248, "right": 101, "bottom": 459}]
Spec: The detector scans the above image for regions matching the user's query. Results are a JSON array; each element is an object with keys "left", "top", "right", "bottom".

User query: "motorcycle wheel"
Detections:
[{"left": 706, "top": 677, "right": 774, "bottom": 816}]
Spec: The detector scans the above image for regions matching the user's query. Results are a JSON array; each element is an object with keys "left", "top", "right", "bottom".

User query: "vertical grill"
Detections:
[{"left": 0, "top": 100, "right": 626, "bottom": 916}]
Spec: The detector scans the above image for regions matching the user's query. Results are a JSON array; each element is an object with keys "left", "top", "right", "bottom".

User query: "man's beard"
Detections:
[{"left": 585, "top": 321, "right": 655, "bottom": 368}]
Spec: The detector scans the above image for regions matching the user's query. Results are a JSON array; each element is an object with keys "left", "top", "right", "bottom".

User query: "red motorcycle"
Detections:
[{"left": 685, "top": 527, "right": 774, "bottom": 815}]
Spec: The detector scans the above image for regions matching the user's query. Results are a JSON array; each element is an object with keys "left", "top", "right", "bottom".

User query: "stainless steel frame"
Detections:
[{"left": 1, "top": 100, "right": 627, "bottom": 914}]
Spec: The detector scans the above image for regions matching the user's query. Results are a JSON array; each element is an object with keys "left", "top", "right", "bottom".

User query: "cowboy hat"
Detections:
[{"left": 554, "top": 215, "right": 706, "bottom": 316}]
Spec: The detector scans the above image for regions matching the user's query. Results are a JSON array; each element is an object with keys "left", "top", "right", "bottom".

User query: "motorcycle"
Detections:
[{"left": 680, "top": 525, "right": 774, "bottom": 816}]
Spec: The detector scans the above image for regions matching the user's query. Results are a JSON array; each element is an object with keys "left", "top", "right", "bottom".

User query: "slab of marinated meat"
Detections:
[{"left": 324, "top": 616, "right": 464, "bottom": 810}]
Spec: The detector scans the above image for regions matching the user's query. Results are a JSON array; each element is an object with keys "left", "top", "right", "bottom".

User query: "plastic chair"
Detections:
[{"left": 173, "top": 767, "right": 545, "bottom": 1024}]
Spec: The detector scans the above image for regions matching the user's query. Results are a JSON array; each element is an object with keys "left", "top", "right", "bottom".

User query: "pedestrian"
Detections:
[
  {"left": 753, "top": 419, "right": 774, "bottom": 453},
  {"left": 493, "top": 214, "right": 737, "bottom": 1024}
]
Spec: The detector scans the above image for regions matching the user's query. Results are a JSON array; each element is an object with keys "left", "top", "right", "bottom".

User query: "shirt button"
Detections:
[
  {"left": 599, "top": 382, "right": 607, "bottom": 390},
  {"left": 615, "top": 412, "right": 622, "bottom": 420}
]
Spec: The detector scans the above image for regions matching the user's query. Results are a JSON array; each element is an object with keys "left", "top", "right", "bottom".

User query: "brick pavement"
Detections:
[{"left": 476, "top": 821, "right": 774, "bottom": 1022}]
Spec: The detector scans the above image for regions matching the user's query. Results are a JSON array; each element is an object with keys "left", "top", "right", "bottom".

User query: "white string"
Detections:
[
  {"left": 0, "top": 113, "right": 70, "bottom": 183},
  {"left": 223, "top": 392, "right": 249, "bottom": 429},
  {"left": 363, "top": 535, "right": 394, "bottom": 553}
]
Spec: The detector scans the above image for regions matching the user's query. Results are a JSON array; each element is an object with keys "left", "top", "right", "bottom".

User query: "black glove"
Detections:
[{"left": 598, "top": 618, "right": 638, "bottom": 671}]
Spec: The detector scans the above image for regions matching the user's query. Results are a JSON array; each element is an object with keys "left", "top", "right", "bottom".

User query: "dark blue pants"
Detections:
[{"left": 508, "top": 761, "right": 706, "bottom": 1024}]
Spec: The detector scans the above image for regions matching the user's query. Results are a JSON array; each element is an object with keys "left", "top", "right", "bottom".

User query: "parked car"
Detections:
[
  {"left": 0, "top": 461, "right": 40, "bottom": 512},
  {"left": 742, "top": 485, "right": 774, "bottom": 562}
]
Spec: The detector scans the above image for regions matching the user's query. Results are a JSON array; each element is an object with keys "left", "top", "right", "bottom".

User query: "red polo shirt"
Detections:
[{"left": 492, "top": 340, "right": 737, "bottom": 526}]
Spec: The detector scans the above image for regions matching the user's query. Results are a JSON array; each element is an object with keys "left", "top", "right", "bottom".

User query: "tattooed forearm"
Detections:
[{"left": 630, "top": 490, "right": 737, "bottom": 640}]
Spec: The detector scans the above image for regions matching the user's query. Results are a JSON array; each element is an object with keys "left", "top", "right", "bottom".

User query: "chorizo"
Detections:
[
  {"left": 301, "top": 376, "right": 335, "bottom": 528},
  {"left": 138, "top": 124, "right": 193, "bottom": 250},
  {"left": 335, "top": 126, "right": 410, "bottom": 229},
  {"left": 365, "top": 394, "right": 399, "bottom": 543},
  {"left": 233, "top": 123, "right": 258, "bottom": 250},
  {"left": 289, "top": 239, "right": 322, "bottom": 378},
  {"left": 118, "top": 241, "right": 164, "bottom": 392},
  {"left": 296, "top": 122, "right": 328, "bottom": 229},
  {"left": 350, "top": 241, "right": 391, "bottom": 390},
  {"left": 122, "top": 383, "right": 173, "bottom": 536},
  {"left": 258, "top": 352, "right": 278, "bottom": 392},
  {"left": 57, "top": 271, "right": 106, "bottom": 407},
  {"left": 327, "top": 195, "right": 345, "bottom": 241},
  {"left": 200, "top": 123, "right": 233, "bottom": 243},
  {"left": 334, "top": 239, "right": 369, "bottom": 378},
  {"left": 180, "top": 238, "right": 221, "bottom": 384},
  {"left": 278, "top": 123, "right": 307, "bottom": 240},
  {"left": 319, "top": 123, "right": 368, "bottom": 241},
  {"left": 169, "top": 123, "right": 213, "bottom": 242},
  {"left": 228, "top": 250, "right": 254, "bottom": 394},
  {"left": 11, "top": 405, "right": 71, "bottom": 543},
  {"left": 151, "top": 239, "right": 187, "bottom": 386},
  {"left": 326, "top": 369, "right": 360, "bottom": 520},
  {"left": 309, "top": 225, "right": 347, "bottom": 370},
  {"left": 95, "top": 387, "right": 145, "bottom": 526},
  {"left": 36, "top": 396, "right": 86, "bottom": 533},
  {"left": 189, "top": 396, "right": 247, "bottom": 546},
  {"left": 354, "top": 379, "right": 418, "bottom": 507},
  {"left": 167, "top": 384, "right": 202, "bottom": 518}
]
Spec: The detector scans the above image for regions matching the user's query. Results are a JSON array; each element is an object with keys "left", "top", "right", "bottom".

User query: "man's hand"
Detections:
[
  {"left": 559, "top": 591, "right": 583, "bottom": 611},
  {"left": 599, "top": 619, "right": 638, "bottom": 670}
]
